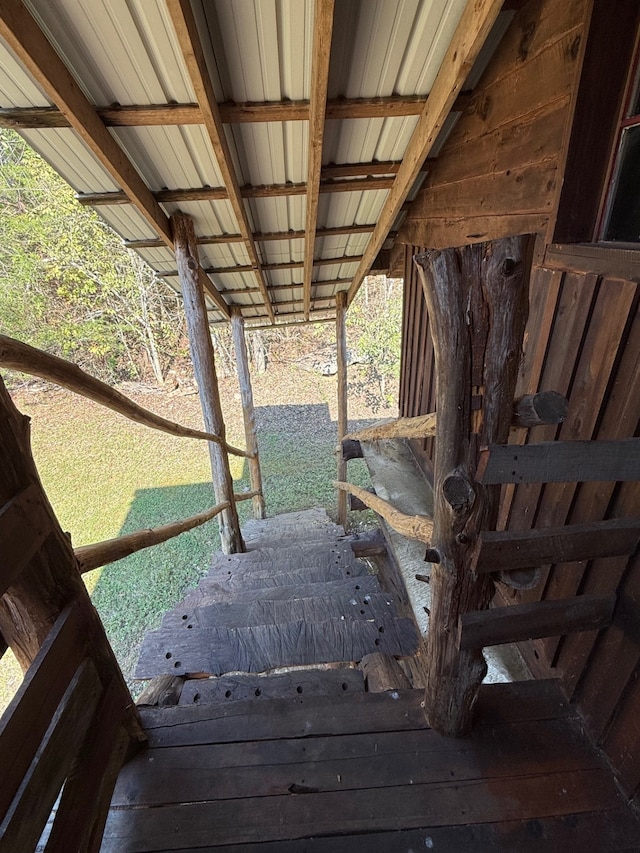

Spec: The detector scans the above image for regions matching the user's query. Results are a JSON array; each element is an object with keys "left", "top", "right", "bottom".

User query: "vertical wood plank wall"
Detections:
[{"left": 399, "top": 252, "right": 640, "bottom": 805}]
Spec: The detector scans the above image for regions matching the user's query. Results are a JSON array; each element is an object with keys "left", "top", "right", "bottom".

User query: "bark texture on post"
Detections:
[
  {"left": 171, "top": 212, "right": 244, "bottom": 554},
  {"left": 415, "top": 236, "right": 530, "bottom": 736},
  {"left": 336, "top": 291, "right": 348, "bottom": 528},
  {"left": 230, "top": 307, "right": 265, "bottom": 519}
]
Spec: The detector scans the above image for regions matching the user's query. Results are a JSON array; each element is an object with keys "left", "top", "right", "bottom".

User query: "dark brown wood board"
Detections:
[
  {"left": 478, "top": 438, "right": 640, "bottom": 484},
  {"left": 182, "top": 576, "right": 381, "bottom": 607},
  {"left": 134, "top": 617, "right": 418, "bottom": 678},
  {"left": 179, "top": 668, "right": 364, "bottom": 705},
  {"left": 471, "top": 519, "right": 640, "bottom": 572}
]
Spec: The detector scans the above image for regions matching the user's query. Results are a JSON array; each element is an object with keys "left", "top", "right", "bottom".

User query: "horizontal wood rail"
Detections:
[
  {"left": 477, "top": 438, "right": 640, "bottom": 484},
  {"left": 458, "top": 595, "right": 616, "bottom": 650},
  {"left": 0, "top": 335, "right": 251, "bottom": 458},
  {"left": 344, "top": 392, "right": 567, "bottom": 443},
  {"left": 334, "top": 481, "right": 433, "bottom": 544},
  {"left": 75, "top": 501, "right": 231, "bottom": 573},
  {"left": 471, "top": 518, "right": 640, "bottom": 573}
]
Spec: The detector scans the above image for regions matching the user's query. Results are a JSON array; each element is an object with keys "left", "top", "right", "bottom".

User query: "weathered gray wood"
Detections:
[
  {"left": 163, "top": 592, "right": 396, "bottom": 630},
  {"left": 458, "top": 595, "right": 616, "bottom": 650},
  {"left": 334, "top": 481, "right": 434, "bottom": 543},
  {"left": 197, "top": 563, "right": 369, "bottom": 598},
  {"left": 336, "top": 291, "right": 349, "bottom": 527},
  {"left": 471, "top": 518, "right": 640, "bottom": 573},
  {"left": 210, "top": 541, "right": 358, "bottom": 572},
  {"left": 172, "top": 212, "right": 243, "bottom": 555},
  {"left": 230, "top": 307, "right": 265, "bottom": 519},
  {"left": 182, "top": 576, "right": 382, "bottom": 608},
  {"left": 349, "top": 529, "right": 387, "bottom": 558},
  {"left": 511, "top": 391, "right": 568, "bottom": 428},
  {"left": 134, "top": 617, "right": 418, "bottom": 678},
  {"left": 0, "top": 658, "right": 102, "bottom": 853},
  {"left": 179, "top": 668, "right": 364, "bottom": 705},
  {"left": 360, "top": 653, "right": 412, "bottom": 692},
  {"left": 415, "top": 236, "right": 530, "bottom": 736},
  {"left": 477, "top": 438, "right": 640, "bottom": 484}
]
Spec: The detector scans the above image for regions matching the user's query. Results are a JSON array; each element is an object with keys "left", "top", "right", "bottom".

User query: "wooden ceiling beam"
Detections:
[
  {"left": 304, "top": 0, "right": 335, "bottom": 320},
  {"left": 346, "top": 0, "right": 505, "bottom": 305},
  {"left": 125, "top": 224, "right": 376, "bottom": 251},
  {"left": 167, "top": 0, "right": 274, "bottom": 324},
  {"left": 156, "top": 256, "right": 363, "bottom": 277},
  {"left": 0, "top": 0, "right": 173, "bottom": 247},
  {"left": 77, "top": 176, "right": 393, "bottom": 206}
]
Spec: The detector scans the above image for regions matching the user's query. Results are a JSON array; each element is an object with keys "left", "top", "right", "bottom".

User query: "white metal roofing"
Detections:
[{"left": 0, "top": 0, "right": 510, "bottom": 325}]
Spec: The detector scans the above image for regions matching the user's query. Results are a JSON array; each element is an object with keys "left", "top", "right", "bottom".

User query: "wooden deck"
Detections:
[{"left": 101, "top": 679, "right": 640, "bottom": 852}]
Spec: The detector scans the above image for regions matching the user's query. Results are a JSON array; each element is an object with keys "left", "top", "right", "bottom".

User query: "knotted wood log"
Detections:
[
  {"left": 415, "top": 236, "right": 530, "bottom": 736},
  {"left": 334, "top": 481, "right": 433, "bottom": 543}
]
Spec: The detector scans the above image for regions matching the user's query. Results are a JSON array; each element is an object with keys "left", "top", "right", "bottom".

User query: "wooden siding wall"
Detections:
[
  {"left": 399, "top": 249, "right": 640, "bottom": 805},
  {"left": 398, "top": 0, "right": 590, "bottom": 252}
]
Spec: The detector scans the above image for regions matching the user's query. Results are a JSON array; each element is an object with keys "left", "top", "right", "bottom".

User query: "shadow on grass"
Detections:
[{"left": 91, "top": 402, "right": 379, "bottom": 685}]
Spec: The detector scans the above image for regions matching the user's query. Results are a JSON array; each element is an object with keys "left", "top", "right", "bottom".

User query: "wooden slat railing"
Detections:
[{"left": 0, "top": 334, "right": 252, "bottom": 458}]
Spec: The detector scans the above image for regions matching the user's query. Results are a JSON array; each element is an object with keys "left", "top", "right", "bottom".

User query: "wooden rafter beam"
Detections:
[
  {"left": 0, "top": 95, "right": 477, "bottom": 130},
  {"left": 166, "top": 0, "right": 274, "bottom": 323},
  {"left": 125, "top": 224, "right": 376, "bottom": 250},
  {"left": 0, "top": 0, "right": 173, "bottom": 247},
  {"left": 156, "top": 255, "right": 363, "bottom": 278},
  {"left": 77, "top": 176, "right": 393, "bottom": 206},
  {"left": 346, "top": 0, "right": 504, "bottom": 305},
  {"left": 304, "top": 0, "right": 335, "bottom": 320}
]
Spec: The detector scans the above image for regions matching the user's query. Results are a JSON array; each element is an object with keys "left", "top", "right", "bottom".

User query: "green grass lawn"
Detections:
[{"left": 0, "top": 382, "right": 375, "bottom": 706}]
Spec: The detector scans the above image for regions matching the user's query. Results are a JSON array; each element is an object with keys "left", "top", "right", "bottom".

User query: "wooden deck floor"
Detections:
[{"left": 101, "top": 680, "right": 640, "bottom": 852}]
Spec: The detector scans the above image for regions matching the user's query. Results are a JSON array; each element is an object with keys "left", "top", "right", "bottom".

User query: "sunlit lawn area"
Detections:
[{"left": 0, "top": 373, "right": 376, "bottom": 708}]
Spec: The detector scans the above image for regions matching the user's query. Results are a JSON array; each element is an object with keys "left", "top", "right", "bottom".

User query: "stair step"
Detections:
[
  {"left": 135, "top": 617, "right": 419, "bottom": 678},
  {"left": 178, "top": 667, "right": 365, "bottom": 705},
  {"left": 180, "top": 576, "right": 382, "bottom": 608},
  {"left": 162, "top": 591, "right": 397, "bottom": 630},
  {"left": 195, "top": 564, "right": 370, "bottom": 598},
  {"left": 211, "top": 543, "right": 357, "bottom": 572}
]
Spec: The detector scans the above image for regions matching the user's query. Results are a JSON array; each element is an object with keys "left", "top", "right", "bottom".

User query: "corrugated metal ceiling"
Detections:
[{"left": 0, "top": 0, "right": 511, "bottom": 325}]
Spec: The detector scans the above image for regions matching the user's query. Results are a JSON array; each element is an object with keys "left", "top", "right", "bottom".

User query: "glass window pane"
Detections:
[{"left": 604, "top": 124, "right": 640, "bottom": 241}]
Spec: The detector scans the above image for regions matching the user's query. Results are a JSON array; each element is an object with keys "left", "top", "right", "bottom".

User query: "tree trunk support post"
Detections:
[
  {"left": 171, "top": 212, "right": 244, "bottom": 554},
  {"left": 336, "top": 291, "right": 348, "bottom": 528},
  {"left": 414, "top": 236, "right": 530, "bottom": 736},
  {"left": 230, "top": 306, "right": 266, "bottom": 519}
]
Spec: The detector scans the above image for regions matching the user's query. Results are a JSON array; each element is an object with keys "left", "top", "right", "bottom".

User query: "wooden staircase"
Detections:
[{"left": 134, "top": 509, "right": 418, "bottom": 696}]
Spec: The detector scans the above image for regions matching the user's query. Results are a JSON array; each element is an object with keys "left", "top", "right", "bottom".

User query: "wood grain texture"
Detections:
[
  {"left": 478, "top": 438, "right": 640, "bottom": 484},
  {"left": 334, "top": 481, "right": 433, "bottom": 543},
  {"left": 0, "top": 482, "right": 51, "bottom": 596},
  {"left": 459, "top": 595, "right": 616, "bottom": 650},
  {"left": 336, "top": 292, "right": 348, "bottom": 526}
]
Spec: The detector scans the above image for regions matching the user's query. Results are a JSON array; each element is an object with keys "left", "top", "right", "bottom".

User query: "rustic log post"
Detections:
[
  {"left": 230, "top": 307, "right": 266, "bottom": 519},
  {"left": 0, "top": 376, "right": 144, "bottom": 742},
  {"left": 414, "top": 236, "right": 530, "bottom": 736},
  {"left": 336, "top": 291, "right": 348, "bottom": 528},
  {"left": 171, "top": 212, "right": 244, "bottom": 554}
]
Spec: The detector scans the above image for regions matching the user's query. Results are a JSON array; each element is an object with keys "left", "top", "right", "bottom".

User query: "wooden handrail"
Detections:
[
  {"left": 334, "top": 481, "right": 433, "bottom": 543},
  {"left": 345, "top": 412, "right": 437, "bottom": 442},
  {"left": 75, "top": 501, "right": 230, "bottom": 572},
  {"left": 0, "top": 335, "right": 252, "bottom": 458}
]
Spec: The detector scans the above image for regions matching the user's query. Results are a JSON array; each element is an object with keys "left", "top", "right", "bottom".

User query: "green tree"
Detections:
[{"left": 0, "top": 130, "right": 183, "bottom": 383}]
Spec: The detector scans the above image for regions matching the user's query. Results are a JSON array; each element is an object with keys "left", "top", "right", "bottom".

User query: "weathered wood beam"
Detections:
[
  {"left": 136, "top": 675, "right": 185, "bottom": 707},
  {"left": 74, "top": 502, "right": 230, "bottom": 573},
  {"left": 341, "top": 438, "right": 364, "bottom": 460},
  {"left": 125, "top": 224, "right": 376, "bottom": 251},
  {"left": 321, "top": 162, "right": 401, "bottom": 180},
  {"left": 230, "top": 307, "right": 265, "bottom": 520},
  {"left": 477, "top": 438, "right": 640, "bottom": 484},
  {"left": 167, "top": 0, "right": 274, "bottom": 324},
  {"left": 157, "top": 254, "right": 363, "bottom": 278},
  {"left": 172, "top": 212, "right": 244, "bottom": 554},
  {"left": 304, "top": 0, "right": 335, "bottom": 319},
  {"left": 458, "top": 595, "right": 616, "bottom": 650},
  {"left": 0, "top": 335, "right": 249, "bottom": 456},
  {"left": 511, "top": 391, "right": 568, "bottom": 427},
  {"left": 471, "top": 518, "right": 640, "bottom": 574},
  {"left": 0, "top": 0, "right": 173, "bottom": 247},
  {"left": 0, "top": 483, "right": 52, "bottom": 597},
  {"left": 77, "top": 176, "right": 394, "bottom": 206},
  {"left": 348, "top": 528, "right": 387, "bottom": 558},
  {"left": 336, "top": 291, "right": 348, "bottom": 527},
  {"left": 346, "top": 0, "right": 504, "bottom": 305},
  {"left": 334, "top": 481, "right": 433, "bottom": 543},
  {"left": 360, "top": 652, "right": 412, "bottom": 692},
  {"left": 199, "top": 268, "right": 231, "bottom": 318},
  {"left": 415, "top": 235, "right": 530, "bottom": 737}
]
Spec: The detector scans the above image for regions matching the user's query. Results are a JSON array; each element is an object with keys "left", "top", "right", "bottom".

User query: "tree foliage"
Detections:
[{"left": 0, "top": 130, "right": 184, "bottom": 384}]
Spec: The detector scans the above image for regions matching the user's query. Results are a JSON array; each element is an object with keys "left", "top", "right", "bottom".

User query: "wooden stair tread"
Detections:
[
  {"left": 162, "top": 592, "right": 397, "bottom": 629},
  {"left": 178, "top": 667, "right": 365, "bottom": 705},
  {"left": 134, "top": 617, "right": 419, "bottom": 678},
  {"left": 180, "top": 576, "right": 382, "bottom": 608},
  {"left": 195, "top": 563, "right": 370, "bottom": 597}
]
